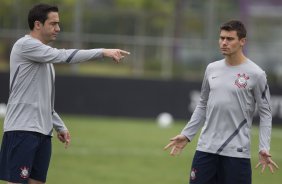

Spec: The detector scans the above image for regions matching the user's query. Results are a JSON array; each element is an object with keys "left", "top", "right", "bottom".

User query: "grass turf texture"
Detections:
[{"left": 0, "top": 115, "right": 281, "bottom": 184}]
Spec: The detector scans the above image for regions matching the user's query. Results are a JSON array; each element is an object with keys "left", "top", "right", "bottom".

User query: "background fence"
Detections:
[
  {"left": 0, "top": 0, "right": 282, "bottom": 122},
  {"left": 1, "top": 72, "right": 282, "bottom": 123},
  {"left": 0, "top": 0, "right": 282, "bottom": 82}
]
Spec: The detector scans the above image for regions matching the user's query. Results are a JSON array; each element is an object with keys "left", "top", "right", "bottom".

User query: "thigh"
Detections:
[
  {"left": 189, "top": 151, "right": 218, "bottom": 184},
  {"left": 0, "top": 131, "right": 39, "bottom": 183},
  {"left": 29, "top": 135, "right": 52, "bottom": 183},
  {"left": 218, "top": 156, "right": 251, "bottom": 184}
]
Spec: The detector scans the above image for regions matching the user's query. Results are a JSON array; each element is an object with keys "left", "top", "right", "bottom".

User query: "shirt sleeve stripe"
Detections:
[
  {"left": 9, "top": 65, "right": 21, "bottom": 94},
  {"left": 261, "top": 84, "right": 268, "bottom": 99},
  {"left": 66, "top": 49, "right": 79, "bottom": 63}
]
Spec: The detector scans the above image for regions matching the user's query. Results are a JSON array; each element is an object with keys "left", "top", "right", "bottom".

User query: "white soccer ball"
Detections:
[
  {"left": 0, "top": 103, "right": 7, "bottom": 118},
  {"left": 157, "top": 112, "right": 173, "bottom": 128}
]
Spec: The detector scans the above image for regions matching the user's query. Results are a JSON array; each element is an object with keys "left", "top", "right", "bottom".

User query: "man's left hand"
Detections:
[
  {"left": 255, "top": 150, "right": 279, "bottom": 173},
  {"left": 57, "top": 130, "right": 71, "bottom": 149}
]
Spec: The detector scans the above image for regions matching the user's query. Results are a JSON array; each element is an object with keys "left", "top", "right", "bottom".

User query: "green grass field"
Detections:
[{"left": 0, "top": 115, "right": 281, "bottom": 184}]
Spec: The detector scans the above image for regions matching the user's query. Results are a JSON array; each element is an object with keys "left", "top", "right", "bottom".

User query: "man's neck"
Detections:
[
  {"left": 29, "top": 31, "right": 46, "bottom": 44},
  {"left": 225, "top": 53, "right": 247, "bottom": 66}
]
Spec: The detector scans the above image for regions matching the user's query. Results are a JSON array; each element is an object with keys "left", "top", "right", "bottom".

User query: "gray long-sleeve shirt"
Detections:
[
  {"left": 4, "top": 35, "right": 103, "bottom": 135},
  {"left": 181, "top": 59, "right": 272, "bottom": 158}
]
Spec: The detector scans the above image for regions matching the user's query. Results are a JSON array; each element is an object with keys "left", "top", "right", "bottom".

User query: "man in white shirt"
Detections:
[
  {"left": 0, "top": 3, "right": 129, "bottom": 184},
  {"left": 164, "top": 20, "right": 278, "bottom": 184}
]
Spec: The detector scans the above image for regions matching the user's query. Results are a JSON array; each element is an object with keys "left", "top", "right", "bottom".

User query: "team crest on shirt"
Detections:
[
  {"left": 20, "top": 166, "right": 29, "bottom": 179},
  {"left": 235, "top": 73, "right": 249, "bottom": 88},
  {"left": 190, "top": 168, "right": 197, "bottom": 181}
]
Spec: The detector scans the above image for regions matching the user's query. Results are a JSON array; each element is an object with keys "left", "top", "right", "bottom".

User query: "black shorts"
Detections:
[
  {"left": 189, "top": 151, "right": 251, "bottom": 184},
  {"left": 0, "top": 131, "right": 52, "bottom": 183}
]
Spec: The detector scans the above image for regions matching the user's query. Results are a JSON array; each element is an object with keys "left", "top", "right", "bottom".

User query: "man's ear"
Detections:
[
  {"left": 34, "top": 20, "right": 42, "bottom": 30},
  {"left": 240, "top": 37, "right": 246, "bottom": 47}
]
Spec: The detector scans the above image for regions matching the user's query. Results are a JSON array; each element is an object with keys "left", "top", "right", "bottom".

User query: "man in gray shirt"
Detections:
[
  {"left": 0, "top": 3, "right": 129, "bottom": 184},
  {"left": 164, "top": 20, "right": 278, "bottom": 184}
]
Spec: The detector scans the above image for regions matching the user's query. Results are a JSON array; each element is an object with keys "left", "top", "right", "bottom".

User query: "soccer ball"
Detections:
[{"left": 157, "top": 112, "right": 173, "bottom": 128}]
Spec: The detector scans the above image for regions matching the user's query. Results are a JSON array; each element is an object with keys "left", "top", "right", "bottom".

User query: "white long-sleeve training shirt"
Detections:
[
  {"left": 4, "top": 35, "right": 104, "bottom": 135},
  {"left": 181, "top": 59, "right": 272, "bottom": 158}
]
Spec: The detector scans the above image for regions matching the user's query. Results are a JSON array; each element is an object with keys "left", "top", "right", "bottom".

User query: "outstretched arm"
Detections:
[{"left": 22, "top": 38, "right": 130, "bottom": 64}]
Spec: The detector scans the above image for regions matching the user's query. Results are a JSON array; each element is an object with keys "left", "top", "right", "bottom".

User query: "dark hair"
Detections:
[
  {"left": 220, "top": 20, "right": 247, "bottom": 39},
  {"left": 28, "top": 3, "right": 59, "bottom": 30}
]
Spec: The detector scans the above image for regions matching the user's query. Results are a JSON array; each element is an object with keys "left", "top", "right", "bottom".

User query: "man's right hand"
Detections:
[
  {"left": 102, "top": 49, "right": 130, "bottom": 63},
  {"left": 163, "top": 134, "right": 189, "bottom": 156}
]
